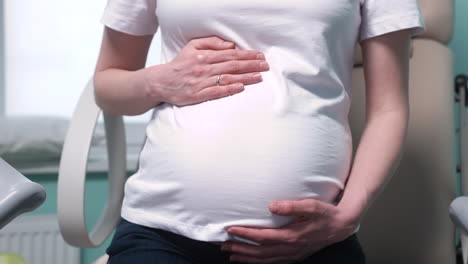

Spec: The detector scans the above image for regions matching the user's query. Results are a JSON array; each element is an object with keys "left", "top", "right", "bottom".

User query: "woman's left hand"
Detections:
[{"left": 221, "top": 198, "right": 360, "bottom": 264}]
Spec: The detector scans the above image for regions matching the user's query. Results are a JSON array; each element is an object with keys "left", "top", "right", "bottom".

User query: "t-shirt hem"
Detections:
[
  {"left": 121, "top": 207, "right": 360, "bottom": 245},
  {"left": 360, "top": 12, "right": 426, "bottom": 42},
  {"left": 121, "top": 207, "right": 262, "bottom": 245}
]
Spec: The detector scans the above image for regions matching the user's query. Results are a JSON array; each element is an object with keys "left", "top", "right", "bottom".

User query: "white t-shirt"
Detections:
[{"left": 101, "top": 0, "right": 425, "bottom": 245}]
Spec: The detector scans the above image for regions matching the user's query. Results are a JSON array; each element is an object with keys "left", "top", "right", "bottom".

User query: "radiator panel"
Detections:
[{"left": 0, "top": 214, "right": 80, "bottom": 264}]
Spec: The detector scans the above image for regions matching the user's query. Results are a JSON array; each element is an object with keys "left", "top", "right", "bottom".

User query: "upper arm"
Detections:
[
  {"left": 360, "top": 29, "right": 411, "bottom": 116},
  {"left": 95, "top": 0, "right": 158, "bottom": 73},
  {"left": 357, "top": 0, "right": 424, "bottom": 116},
  {"left": 94, "top": 26, "right": 154, "bottom": 73}
]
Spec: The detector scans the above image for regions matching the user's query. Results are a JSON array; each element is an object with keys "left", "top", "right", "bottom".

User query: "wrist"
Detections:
[
  {"left": 139, "top": 63, "right": 169, "bottom": 106},
  {"left": 336, "top": 197, "right": 367, "bottom": 226}
]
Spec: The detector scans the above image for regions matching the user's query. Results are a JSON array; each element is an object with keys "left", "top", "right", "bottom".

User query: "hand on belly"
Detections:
[{"left": 220, "top": 198, "right": 360, "bottom": 263}]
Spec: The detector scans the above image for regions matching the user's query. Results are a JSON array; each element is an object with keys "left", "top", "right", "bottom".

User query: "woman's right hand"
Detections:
[{"left": 144, "top": 36, "right": 270, "bottom": 106}]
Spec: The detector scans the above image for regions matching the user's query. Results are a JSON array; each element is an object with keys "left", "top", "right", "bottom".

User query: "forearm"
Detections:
[
  {"left": 337, "top": 108, "right": 409, "bottom": 223},
  {"left": 93, "top": 66, "right": 165, "bottom": 116}
]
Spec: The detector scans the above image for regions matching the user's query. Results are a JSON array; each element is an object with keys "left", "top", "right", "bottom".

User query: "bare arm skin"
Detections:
[
  {"left": 337, "top": 28, "right": 412, "bottom": 224},
  {"left": 93, "top": 27, "right": 157, "bottom": 115}
]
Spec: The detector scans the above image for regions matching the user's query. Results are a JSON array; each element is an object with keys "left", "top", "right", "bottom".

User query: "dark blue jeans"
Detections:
[{"left": 106, "top": 218, "right": 366, "bottom": 264}]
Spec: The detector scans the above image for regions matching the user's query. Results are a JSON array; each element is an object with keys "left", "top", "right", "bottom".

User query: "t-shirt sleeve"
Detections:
[
  {"left": 100, "top": 0, "right": 159, "bottom": 36},
  {"left": 359, "top": 0, "right": 426, "bottom": 42}
]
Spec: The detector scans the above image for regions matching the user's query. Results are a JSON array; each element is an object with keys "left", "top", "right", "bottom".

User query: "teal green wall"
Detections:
[
  {"left": 449, "top": 0, "right": 468, "bottom": 245},
  {"left": 450, "top": 0, "right": 468, "bottom": 76},
  {"left": 450, "top": 0, "right": 468, "bottom": 197},
  {"left": 18, "top": 1, "right": 468, "bottom": 263}
]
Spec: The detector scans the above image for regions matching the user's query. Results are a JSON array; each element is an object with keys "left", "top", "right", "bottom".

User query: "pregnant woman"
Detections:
[{"left": 94, "top": 0, "right": 425, "bottom": 263}]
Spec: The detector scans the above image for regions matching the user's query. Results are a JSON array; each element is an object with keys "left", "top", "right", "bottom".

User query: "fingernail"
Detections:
[
  {"left": 257, "top": 53, "right": 265, "bottom": 59},
  {"left": 260, "top": 61, "right": 269, "bottom": 69}
]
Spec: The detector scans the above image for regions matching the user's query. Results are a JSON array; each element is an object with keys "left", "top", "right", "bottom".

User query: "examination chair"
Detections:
[
  {"left": 0, "top": 158, "right": 46, "bottom": 230},
  {"left": 0, "top": 159, "right": 46, "bottom": 263},
  {"left": 58, "top": 0, "right": 465, "bottom": 263}
]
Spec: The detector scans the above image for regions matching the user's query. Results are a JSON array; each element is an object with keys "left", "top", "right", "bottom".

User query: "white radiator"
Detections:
[{"left": 0, "top": 214, "right": 80, "bottom": 264}]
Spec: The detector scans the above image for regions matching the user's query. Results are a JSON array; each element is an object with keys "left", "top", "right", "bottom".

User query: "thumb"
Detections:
[
  {"left": 190, "top": 36, "right": 235, "bottom": 50},
  {"left": 269, "top": 200, "right": 312, "bottom": 216}
]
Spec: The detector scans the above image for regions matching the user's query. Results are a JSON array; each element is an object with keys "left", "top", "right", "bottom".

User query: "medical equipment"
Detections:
[{"left": 0, "top": 158, "right": 46, "bottom": 230}]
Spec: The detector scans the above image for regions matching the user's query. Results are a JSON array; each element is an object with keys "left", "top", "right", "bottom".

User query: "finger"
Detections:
[
  {"left": 210, "top": 59, "right": 269, "bottom": 75},
  {"left": 193, "top": 83, "right": 244, "bottom": 102},
  {"left": 269, "top": 199, "right": 325, "bottom": 217},
  {"left": 189, "top": 36, "right": 235, "bottom": 50},
  {"left": 202, "top": 49, "right": 265, "bottom": 64},
  {"left": 200, "top": 72, "right": 263, "bottom": 88},
  {"left": 227, "top": 226, "right": 291, "bottom": 245},
  {"left": 222, "top": 242, "right": 294, "bottom": 258},
  {"left": 230, "top": 254, "right": 294, "bottom": 264}
]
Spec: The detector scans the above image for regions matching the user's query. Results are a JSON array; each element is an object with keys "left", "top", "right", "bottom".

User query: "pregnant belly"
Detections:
[{"left": 134, "top": 102, "right": 352, "bottom": 228}]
